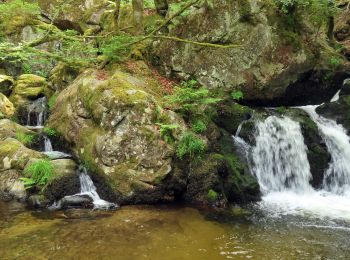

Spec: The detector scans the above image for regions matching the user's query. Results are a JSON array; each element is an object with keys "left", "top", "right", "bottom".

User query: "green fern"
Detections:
[{"left": 23, "top": 159, "right": 54, "bottom": 189}]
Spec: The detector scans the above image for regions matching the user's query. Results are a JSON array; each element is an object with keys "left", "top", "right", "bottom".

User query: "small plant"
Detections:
[
  {"left": 21, "top": 159, "right": 54, "bottom": 189},
  {"left": 231, "top": 91, "right": 244, "bottom": 101},
  {"left": 207, "top": 189, "right": 218, "bottom": 202},
  {"left": 166, "top": 83, "right": 221, "bottom": 114},
  {"left": 329, "top": 56, "right": 342, "bottom": 68},
  {"left": 157, "top": 123, "right": 179, "bottom": 143},
  {"left": 15, "top": 131, "right": 36, "bottom": 146},
  {"left": 176, "top": 132, "right": 206, "bottom": 159},
  {"left": 191, "top": 119, "right": 207, "bottom": 133},
  {"left": 48, "top": 94, "right": 58, "bottom": 110},
  {"left": 43, "top": 127, "right": 57, "bottom": 137}
]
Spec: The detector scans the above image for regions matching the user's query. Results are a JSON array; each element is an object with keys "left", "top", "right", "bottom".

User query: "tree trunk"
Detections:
[
  {"left": 154, "top": 0, "right": 168, "bottom": 16},
  {"left": 132, "top": 0, "right": 144, "bottom": 35},
  {"left": 114, "top": 0, "right": 121, "bottom": 28}
]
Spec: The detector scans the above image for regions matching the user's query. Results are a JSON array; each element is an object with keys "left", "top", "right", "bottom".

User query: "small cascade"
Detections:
[
  {"left": 26, "top": 97, "right": 47, "bottom": 127},
  {"left": 44, "top": 136, "right": 53, "bottom": 152},
  {"left": 78, "top": 167, "right": 117, "bottom": 210},
  {"left": 301, "top": 106, "right": 350, "bottom": 195},
  {"left": 252, "top": 116, "right": 312, "bottom": 194}
]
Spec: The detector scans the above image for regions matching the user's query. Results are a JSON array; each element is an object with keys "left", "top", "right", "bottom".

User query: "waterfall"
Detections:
[
  {"left": 27, "top": 97, "right": 47, "bottom": 127},
  {"left": 301, "top": 106, "right": 350, "bottom": 196},
  {"left": 247, "top": 105, "right": 350, "bottom": 220},
  {"left": 252, "top": 116, "right": 312, "bottom": 194},
  {"left": 44, "top": 136, "right": 53, "bottom": 152},
  {"left": 79, "top": 167, "right": 117, "bottom": 210}
]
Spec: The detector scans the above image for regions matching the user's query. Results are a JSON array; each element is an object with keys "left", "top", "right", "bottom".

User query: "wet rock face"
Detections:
[
  {"left": 48, "top": 69, "right": 186, "bottom": 205},
  {"left": 152, "top": 0, "right": 348, "bottom": 106}
]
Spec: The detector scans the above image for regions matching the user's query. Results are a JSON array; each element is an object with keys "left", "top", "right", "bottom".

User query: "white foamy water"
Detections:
[
  {"left": 242, "top": 103, "right": 350, "bottom": 221},
  {"left": 79, "top": 167, "right": 117, "bottom": 210},
  {"left": 252, "top": 116, "right": 312, "bottom": 194}
]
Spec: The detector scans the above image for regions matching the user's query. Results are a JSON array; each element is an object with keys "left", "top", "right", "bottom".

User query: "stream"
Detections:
[{"left": 1, "top": 201, "right": 350, "bottom": 259}]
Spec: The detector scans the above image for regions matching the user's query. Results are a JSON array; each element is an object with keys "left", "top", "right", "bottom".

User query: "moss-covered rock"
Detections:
[
  {"left": 9, "top": 74, "right": 47, "bottom": 108},
  {"left": 38, "top": 0, "right": 110, "bottom": 34},
  {"left": 0, "top": 138, "right": 44, "bottom": 201},
  {"left": 48, "top": 69, "right": 186, "bottom": 205},
  {"left": 0, "top": 119, "right": 36, "bottom": 142},
  {"left": 43, "top": 159, "right": 80, "bottom": 201},
  {"left": 0, "top": 93, "right": 15, "bottom": 118}
]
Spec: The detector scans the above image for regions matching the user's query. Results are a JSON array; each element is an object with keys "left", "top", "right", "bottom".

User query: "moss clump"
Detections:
[{"left": 207, "top": 189, "right": 218, "bottom": 202}]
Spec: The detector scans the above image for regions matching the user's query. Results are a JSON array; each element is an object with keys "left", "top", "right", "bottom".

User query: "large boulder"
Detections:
[
  {"left": 48, "top": 69, "right": 186, "bottom": 205},
  {"left": 152, "top": 0, "right": 349, "bottom": 106},
  {"left": 38, "top": 0, "right": 110, "bottom": 34},
  {"left": 0, "top": 93, "right": 15, "bottom": 118}
]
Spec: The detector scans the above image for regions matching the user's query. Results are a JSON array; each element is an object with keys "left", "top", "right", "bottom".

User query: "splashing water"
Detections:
[
  {"left": 79, "top": 167, "right": 118, "bottom": 210},
  {"left": 44, "top": 136, "right": 53, "bottom": 152},
  {"left": 245, "top": 104, "right": 350, "bottom": 220}
]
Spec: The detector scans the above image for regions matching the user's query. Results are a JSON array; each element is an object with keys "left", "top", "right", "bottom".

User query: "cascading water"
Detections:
[
  {"left": 252, "top": 116, "right": 312, "bottom": 194},
  {"left": 43, "top": 136, "right": 53, "bottom": 152},
  {"left": 78, "top": 167, "right": 117, "bottom": 210},
  {"left": 26, "top": 97, "right": 47, "bottom": 127},
  {"left": 301, "top": 106, "right": 350, "bottom": 195},
  {"left": 235, "top": 93, "right": 350, "bottom": 220}
]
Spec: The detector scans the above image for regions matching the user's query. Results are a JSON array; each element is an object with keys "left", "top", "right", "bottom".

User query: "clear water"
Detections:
[{"left": 1, "top": 201, "right": 350, "bottom": 259}]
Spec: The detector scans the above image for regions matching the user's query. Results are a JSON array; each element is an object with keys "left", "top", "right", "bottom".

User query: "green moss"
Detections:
[
  {"left": 15, "top": 130, "right": 36, "bottom": 146},
  {"left": 207, "top": 189, "right": 218, "bottom": 202}
]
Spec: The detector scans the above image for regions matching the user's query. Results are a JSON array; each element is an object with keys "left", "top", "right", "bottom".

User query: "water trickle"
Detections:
[
  {"left": 26, "top": 97, "right": 47, "bottom": 127},
  {"left": 43, "top": 136, "right": 53, "bottom": 152},
  {"left": 252, "top": 116, "right": 312, "bottom": 194},
  {"left": 79, "top": 167, "right": 118, "bottom": 210}
]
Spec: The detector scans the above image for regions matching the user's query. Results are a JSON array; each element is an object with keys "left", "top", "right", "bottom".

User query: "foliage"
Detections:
[
  {"left": 48, "top": 94, "right": 58, "bottom": 110},
  {"left": 207, "top": 189, "right": 218, "bottom": 202},
  {"left": 15, "top": 131, "right": 36, "bottom": 146},
  {"left": 99, "top": 35, "right": 137, "bottom": 62},
  {"left": 43, "top": 127, "right": 57, "bottom": 137},
  {"left": 176, "top": 131, "right": 206, "bottom": 159},
  {"left": 21, "top": 159, "right": 54, "bottom": 189},
  {"left": 157, "top": 123, "right": 179, "bottom": 143},
  {"left": 329, "top": 56, "right": 342, "bottom": 68},
  {"left": 0, "top": 0, "right": 40, "bottom": 36},
  {"left": 165, "top": 80, "right": 222, "bottom": 116},
  {"left": 191, "top": 119, "right": 207, "bottom": 133},
  {"left": 272, "top": 0, "right": 337, "bottom": 32},
  {"left": 231, "top": 91, "right": 244, "bottom": 101}
]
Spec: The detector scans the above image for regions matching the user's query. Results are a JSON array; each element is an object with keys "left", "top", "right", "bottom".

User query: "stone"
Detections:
[
  {"left": 152, "top": 0, "right": 349, "bottom": 106},
  {"left": 48, "top": 69, "right": 186, "bottom": 205},
  {"left": 0, "top": 75, "right": 14, "bottom": 96},
  {"left": 0, "top": 119, "right": 36, "bottom": 141},
  {"left": 0, "top": 94, "right": 15, "bottom": 118},
  {"left": 43, "top": 159, "right": 80, "bottom": 201}
]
